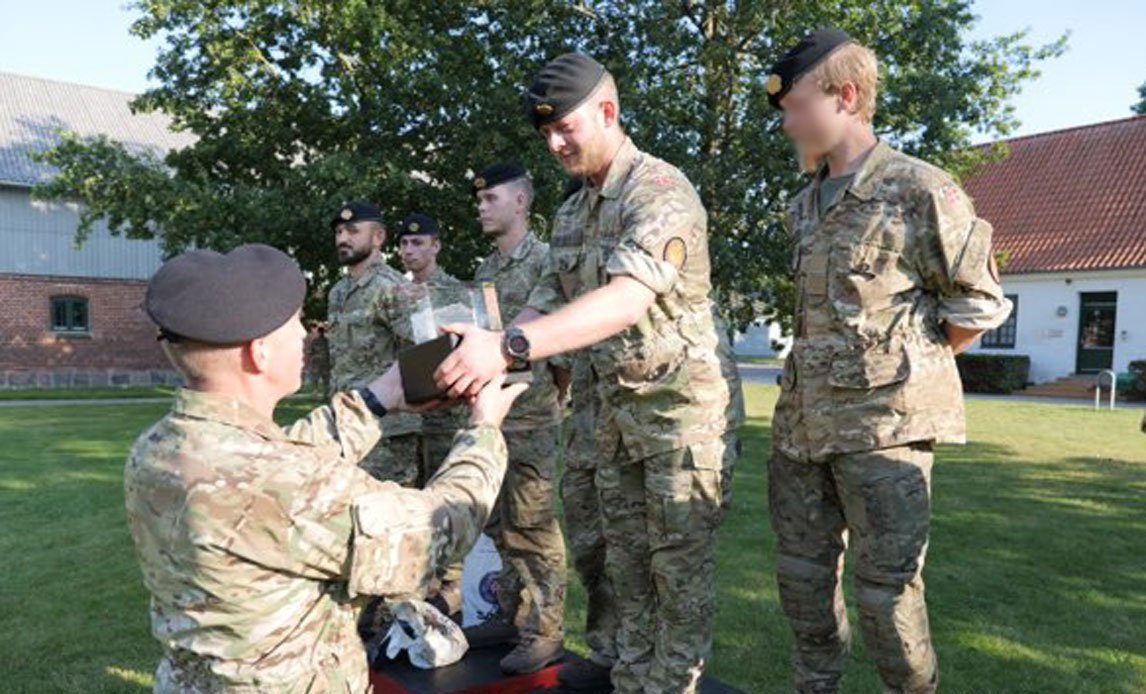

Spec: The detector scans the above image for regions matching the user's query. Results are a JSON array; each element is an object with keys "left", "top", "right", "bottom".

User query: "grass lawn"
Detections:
[{"left": 1, "top": 386, "right": 1144, "bottom": 693}]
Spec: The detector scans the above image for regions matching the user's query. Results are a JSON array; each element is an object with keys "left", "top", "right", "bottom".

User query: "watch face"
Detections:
[{"left": 509, "top": 335, "right": 529, "bottom": 355}]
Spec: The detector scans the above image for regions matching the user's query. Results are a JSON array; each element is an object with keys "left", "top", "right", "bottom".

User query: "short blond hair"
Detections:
[{"left": 804, "top": 42, "right": 879, "bottom": 122}]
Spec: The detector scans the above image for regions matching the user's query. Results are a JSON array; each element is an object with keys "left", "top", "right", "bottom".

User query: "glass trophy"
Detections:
[{"left": 397, "top": 281, "right": 531, "bottom": 404}]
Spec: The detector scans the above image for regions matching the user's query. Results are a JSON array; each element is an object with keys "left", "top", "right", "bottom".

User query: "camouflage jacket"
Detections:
[
  {"left": 327, "top": 255, "right": 419, "bottom": 437},
  {"left": 774, "top": 141, "right": 1012, "bottom": 462},
  {"left": 474, "top": 231, "right": 562, "bottom": 431},
  {"left": 123, "top": 388, "right": 506, "bottom": 694},
  {"left": 527, "top": 137, "right": 731, "bottom": 461}
]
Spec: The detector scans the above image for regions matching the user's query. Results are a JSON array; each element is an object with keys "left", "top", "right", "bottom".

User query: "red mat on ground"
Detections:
[{"left": 369, "top": 642, "right": 746, "bottom": 694}]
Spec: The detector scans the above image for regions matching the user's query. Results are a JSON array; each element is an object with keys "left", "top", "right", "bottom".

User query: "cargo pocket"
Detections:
[
  {"left": 657, "top": 441, "right": 725, "bottom": 537},
  {"left": 828, "top": 343, "right": 911, "bottom": 390},
  {"left": 507, "top": 458, "right": 558, "bottom": 529},
  {"left": 348, "top": 488, "right": 437, "bottom": 598}
]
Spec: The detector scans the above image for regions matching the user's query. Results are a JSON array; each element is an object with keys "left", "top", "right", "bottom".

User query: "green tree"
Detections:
[
  {"left": 1133, "top": 80, "right": 1146, "bottom": 114},
  {"left": 35, "top": 0, "right": 1065, "bottom": 329}
]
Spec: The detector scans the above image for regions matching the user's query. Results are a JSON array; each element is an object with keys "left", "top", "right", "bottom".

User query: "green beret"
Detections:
[
  {"left": 396, "top": 213, "right": 440, "bottom": 239},
  {"left": 145, "top": 244, "right": 306, "bottom": 344},
  {"left": 472, "top": 162, "right": 528, "bottom": 196},
  {"left": 767, "top": 29, "right": 852, "bottom": 109},
  {"left": 524, "top": 53, "right": 608, "bottom": 128},
  {"left": 331, "top": 200, "right": 383, "bottom": 230}
]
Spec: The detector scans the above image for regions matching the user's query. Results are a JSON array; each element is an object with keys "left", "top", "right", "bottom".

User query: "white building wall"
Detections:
[
  {"left": 733, "top": 318, "right": 792, "bottom": 358},
  {"left": 970, "top": 269, "right": 1146, "bottom": 383},
  {"left": 0, "top": 185, "right": 164, "bottom": 280}
]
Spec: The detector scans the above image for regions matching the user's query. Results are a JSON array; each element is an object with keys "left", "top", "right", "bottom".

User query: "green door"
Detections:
[{"left": 1076, "top": 291, "right": 1117, "bottom": 374}]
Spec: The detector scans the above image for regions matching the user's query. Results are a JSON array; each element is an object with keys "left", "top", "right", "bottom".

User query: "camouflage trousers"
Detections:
[
  {"left": 596, "top": 434, "right": 732, "bottom": 694},
  {"left": 483, "top": 426, "right": 567, "bottom": 641},
  {"left": 561, "top": 402, "right": 620, "bottom": 667},
  {"left": 768, "top": 442, "right": 937, "bottom": 694}
]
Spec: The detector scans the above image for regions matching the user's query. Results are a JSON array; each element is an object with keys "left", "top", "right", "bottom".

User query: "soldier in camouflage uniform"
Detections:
[
  {"left": 125, "top": 243, "right": 526, "bottom": 694},
  {"left": 326, "top": 202, "right": 423, "bottom": 488},
  {"left": 468, "top": 161, "right": 569, "bottom": 674},
  {"left": 394, "top": 212, "right": 470, "bottom": 618},
  {"left": 765, "top": 31, "right": 1013, "bottom": 694},
  {"left": 305, "top": 324, "right": 331, "bottom": 398},
  {"left": 434, "top": 54, "right": 737, "bottom": 694}
]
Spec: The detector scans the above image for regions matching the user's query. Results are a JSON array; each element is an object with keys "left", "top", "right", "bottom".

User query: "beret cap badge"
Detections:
[
  {"left": 535, "top": 103, "right": 554, "bottom": 116},
  {"left": 408, "top": 222, "right": 420, "bottom": 232},
  {"left": 473, "top": 177, "right": 487, "bottom": 190},
  {"left": 340, "top": 208, "right": 353, "bottom": 220},
  {"left": 766, "top": 74, "right": 783, "bottom": 95}
]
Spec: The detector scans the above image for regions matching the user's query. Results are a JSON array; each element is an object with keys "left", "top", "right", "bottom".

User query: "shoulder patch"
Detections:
[{"left": 663, "top": 237, "right": 687, "bottom": 269}]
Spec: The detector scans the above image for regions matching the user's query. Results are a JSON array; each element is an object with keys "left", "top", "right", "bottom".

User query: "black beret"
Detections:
[
  {"left": 472, "top": 162, "right": 528, "bottom": 196},
  {"left": 396, "top": 213, "right": 440, "bottom": 239},
  {"left": 766, "top": 29, "right": 852, "bottom": 109},
  {"left": 525, "top": 53, "right": 608, "bottom": 128},
  {"left": 145, "top": 244, "right": 306, "bottom": 345},
  {"left": 331, "top": 201, "right": 383, "bottom": 230}
]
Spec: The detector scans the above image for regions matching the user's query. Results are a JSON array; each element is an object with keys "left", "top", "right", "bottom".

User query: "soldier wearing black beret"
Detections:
[
  {"left": 438, "top": 50, "right": 741, "bottom": 694},
  {"left": 395, "top": 213, "right": 445, "bottom": 285},
  {"left": 766, "top": 30, "right": 1012, "bottom": 694},
  {"left": 128, "top": 242, "right": 526, "bottom": 694}
]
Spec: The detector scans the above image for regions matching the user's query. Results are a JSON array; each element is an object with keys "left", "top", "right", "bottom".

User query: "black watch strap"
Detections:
[{"left": 357, "top": 387, "right": 389, "bottom": 418}]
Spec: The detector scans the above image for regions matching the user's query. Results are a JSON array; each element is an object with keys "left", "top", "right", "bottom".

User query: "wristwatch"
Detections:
[
  {"left": 357, "top": 386, "right": 389, "bottom": 418},
  {"left": 502, "top": 326, "right": 531, "bottom": 371}
]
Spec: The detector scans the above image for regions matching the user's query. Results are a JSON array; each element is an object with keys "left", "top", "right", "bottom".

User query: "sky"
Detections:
[{"left": 1, "top": 1, "right": 1143, "bottom": 141}]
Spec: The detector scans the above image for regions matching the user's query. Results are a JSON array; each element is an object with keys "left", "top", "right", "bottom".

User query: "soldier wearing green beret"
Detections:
[
  {"left": 434, "top": 53, "right": 738, "bottom": 694},
  {"left": 766, "top": 30, "right": 1013, "bottom": 694},
  {"left": 462, "top": 162, "right": 569, "bottom": 673},
  {"left": 125, "top": 243, "right": 526, "bottom": 694}
]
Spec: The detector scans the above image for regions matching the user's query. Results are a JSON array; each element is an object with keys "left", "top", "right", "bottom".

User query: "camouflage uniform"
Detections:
[
  {"left": 123, "top": 388, "right": 507, "bottom": 694},
  {"left": 305, "top": 332, "right": 331, "bottom": 398},
  {"left": 327, "top": 255, "right": 422, "bottom": 487},
  {"left": 415, "top": 267, "right": 472, "bottom": 487},
  {"left": 561, "top": 350, "right": 619, "bottom": 667},
  {"left": 474, "top": 231, "right": 567, "bottom": 643},
  {"left": 528, "top": 137, "right": 733, "bottom": 694},
  {"left": 771, "top": 141, "right": 1012, "bottom": 694}
]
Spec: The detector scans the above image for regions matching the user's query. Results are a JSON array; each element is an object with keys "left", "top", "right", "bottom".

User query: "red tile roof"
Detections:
[{"left": 962, "top": 115, "right": 1146, "bottom": 274}]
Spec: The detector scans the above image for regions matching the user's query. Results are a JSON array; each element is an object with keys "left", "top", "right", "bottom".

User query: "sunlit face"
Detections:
[
  {"left": 780, "top": 75, "right": 849, "bottom": 172},
  {"left": 476, "top": 184, "right": 521, "bottom": 237},
  {"left": 537, "top": 104, "right": 610, "bottom": 177},
  {"left": 259, "top": 309, "right": 307, "bottom": 397},
  {"left": 399, "top": 235, "right": 440, "bottom": 276},
  {"left": 334, "top": 221, "right": 383, "bottom": 266}
]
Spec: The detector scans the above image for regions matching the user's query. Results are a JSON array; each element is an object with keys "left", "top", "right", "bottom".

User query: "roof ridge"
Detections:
[
  {"left": 989, "top": 114, "right": 1146, "bottom": 147},
  {"left": 0, "top": 70, "right": 144, "bottom": 98}
]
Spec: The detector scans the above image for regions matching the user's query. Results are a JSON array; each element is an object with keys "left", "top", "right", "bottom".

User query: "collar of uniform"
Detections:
[
  {"left": 172, "top": 388, "right": 288, "bottom": 443},
  {"left": 351, "top": 255, "right": 387, "bottom": 289},
  {"left": 591, "top": 137, "right": 639, "bottom": 201},
  {"left": 501, "top": 230, "right": 538, "bottom": 265},
  {"left": 838, "top": 140, "right": 896, "bottom": 202}
]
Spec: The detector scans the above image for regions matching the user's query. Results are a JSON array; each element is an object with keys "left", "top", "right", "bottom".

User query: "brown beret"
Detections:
[{"left": 145, "top": 244, "right": 306, "bottom": 344}]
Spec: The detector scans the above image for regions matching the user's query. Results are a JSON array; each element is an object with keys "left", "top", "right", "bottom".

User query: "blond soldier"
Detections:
[
  {"left": 326, "top": 201, "right": 422, "bottom": 487},
  {"left": 434, "top": 54, "right": 735, "bottom": 694},
  {"left": 766, "top": 30, "right": 1013, "bottom": 694},
  {"left": 125, "top": 243, "right": 526, "bottom": 694},
  {"left": 465, "top": 161, "right": 569, "bottom": 674}
]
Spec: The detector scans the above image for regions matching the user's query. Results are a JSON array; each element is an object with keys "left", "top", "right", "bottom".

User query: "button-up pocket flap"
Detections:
[{"left": 829, "top": 344, "right": 911, "bottom": 389}]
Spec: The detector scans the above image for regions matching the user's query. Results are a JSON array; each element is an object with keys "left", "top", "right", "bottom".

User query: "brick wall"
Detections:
[{"left": 0, "top": 273, "right": 179, "bottom": 387}]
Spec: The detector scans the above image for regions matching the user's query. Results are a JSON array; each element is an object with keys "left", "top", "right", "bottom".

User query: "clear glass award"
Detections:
[{"left": 398, "top": 281, "right": 529, "bottom": 404}]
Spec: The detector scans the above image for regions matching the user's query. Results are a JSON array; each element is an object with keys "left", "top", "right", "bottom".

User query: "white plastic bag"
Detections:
[{"left": 382, "top": 599, "right": 469, "bottom": 669}]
